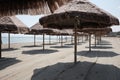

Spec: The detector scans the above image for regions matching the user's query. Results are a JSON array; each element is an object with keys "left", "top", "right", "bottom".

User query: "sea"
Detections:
[{"left": 2, "top": 36, "right": 69, "bottom": 44}]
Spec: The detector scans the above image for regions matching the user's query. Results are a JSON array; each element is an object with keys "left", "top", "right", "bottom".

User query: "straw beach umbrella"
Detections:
[
  {"left": 58, "top": 29, "right": 73, "bottom": 46},
  {"left": 0, "top": 16, "right": 29, "bottom": 58},
  {"left": 29, "top": 23, "right": 43, "bottom": 46},
  {"left": 82, "top": 27, "right": 112, "bottom": 50},
  {"left": 0, "top": 0, "right": 71, "bottom": 16},
  {"left": 40, "top": 28, "right": 59, "bottom": 50},
  {"left": 29, "top": 22, "right": 59, "bottom": 50},
  {"left": 40, "top": 0, "right": 119, "bottom": 64},
  {"left": 40, "top": 0, "right": 119, "bottom": 29}
]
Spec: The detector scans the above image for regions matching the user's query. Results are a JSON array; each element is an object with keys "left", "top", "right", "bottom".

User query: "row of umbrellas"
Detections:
[
  {"left": 39, "top": 0, "right": 119, "bottom": 64},
  {"left": 0, "top": 16, "right": 114, "bottom": 60},
  {"left": 0, "top": 0, "right": 119, "bottom": 64}
]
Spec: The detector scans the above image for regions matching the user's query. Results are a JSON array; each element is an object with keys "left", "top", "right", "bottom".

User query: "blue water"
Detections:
[
  {"left": 2, "top": 35, "right": 70, "bottom": 44},
  {"left": 2, "top": 36, "right": 61, "bottom": 44}
]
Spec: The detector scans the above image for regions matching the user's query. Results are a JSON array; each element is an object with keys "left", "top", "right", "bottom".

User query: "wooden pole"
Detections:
[
  {"left": 34, "top": 34, "right": 36, "bottom": 46},
  {"left": 0, "top": 32, "right": 1, "bottom": 58},
  {"left": 74, "top": 16, "right": 79, "bottom": 64},
  {"left": 98, "top": 36, "right": 100, "bottom": 44},
  {"left": 74, "top": 23, "right": 77, "bottom": 64},
  {"left": 61, "top": 35, "right": 63, "bottom": 46},
  {"left": 95, "top": 34, "right": 96, "bottom": 47},
  {"left": 71, "top": 36, "right": 72, "bottom": 44},
  {"left": 82, "top": 33, "right": 83, "bottom": 43},
  {"left": 49, "top": 35, "right": 51, "bottom": 45},
  {"left": 56, "top": 35, "right": 58, "bottom": 43},
  {"left": 100, "top": 35, "right": 102, "bottom": 43},
  {"left": 56, "top": 35, "right": 57, "bottom": 43},
  {"left": 100, "top": 31, "right": 102, "bottom": 43},
  {"left": 59, "top": 35, "right": 60, "bottom": 43},
  {"left": 65, "top": 36, "right": 67, "bottom": 42},
  {"left": 43, "top": 34, "right": 45, "bottom": 50},
  {"left": 89, "top": 34, "right": 91, "bottom": 51},
  {"left": 8, "top": 32, "right": 10, "bottom": 49}
]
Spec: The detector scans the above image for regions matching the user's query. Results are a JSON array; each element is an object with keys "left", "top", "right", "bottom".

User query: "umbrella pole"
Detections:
[
  {"left": 56, "top": 35, "right": 58, "bottom": 43},
  {"left": 8, "top": 32, "right": 10, "bottom": 49},
  {"left": 0, "top": 32, "right": 1, "bottom": 58},
  {"left": 49, "top": 35, "right": 51, "bottom": 45},
  {"left": 71, "top": 36, "right": 72, "bottom": 44},
  {"left": 95, "top": 34, "right": 96, "bottom": 47},
  {"left": 34, "top": 34, "right": 36, "bottom": 46},
  {"left": 66, "top": 36, "right": 67, "bottom": 42},
  {"left": 82, "top": 33, "right": 83, "bottom": 43},
  {"left": 43, "top": 34, "right": 45, "bottom": 50},
  {"left": 59, "top": 35, "right": 60, "bottom": 43},
  {"left": 89, "top": 34, "right": 91, "bottom": 51},
  {"left": 61, "top": 35, "right": 63, "bottom": 47},
  {"left": 98, "top": 36, "right": 100, "bottom": 44},
  {"left": 100, "top": 35, "right": 102, "bottom": 43},
  {"left": 74, "top": 25, "right": 77, "bottom": 64}
]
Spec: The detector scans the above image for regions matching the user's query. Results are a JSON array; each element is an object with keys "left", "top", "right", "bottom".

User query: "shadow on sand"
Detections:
[
  {"left": 85, "top": 46, "right": 113, "bottom": 49},
  {"left": 44, "top": 42, "right": 58, "bottom": 45},
  {"left": 92, "top": 40, "right": 112, "bottom": 46},
  {"left": 65, "top": 43, "right": 82, "bottom": 46},
  {"left": 2, "top": 48, "right": 19, "bottom": 52},
  {"left": 91, "top": 43, "right": 112, "bottom": 45},
  {"left": 64, "top": 43, "right": 74, "bottom": 46},
  {"left": 50, "top": 45, "right": 73, "bottom": 48},
  {"left": 31, "top": 61, "right": 120, "bottom": 80},
  {"left": 100, "top": 40, "right": 111, "bottom": 43},
  {"left": 65, "top": 41, "right": 87, "bottom": 46},
  {"left": 0, "top": 57, "right": 21, "bottom": 70},
  {"left": 77, "top": 50, "right": 119, "bottom": 57},
  {"left": 22, "top": 45, "right": 42, "bottom": 48},
  {"left": 22, "top": 49, "right": 58, "bottom": 55}
]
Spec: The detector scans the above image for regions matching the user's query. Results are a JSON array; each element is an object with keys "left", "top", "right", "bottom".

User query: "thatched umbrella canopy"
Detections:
[
  {"left": 29, "top": 22, "right": 59, "bottom": 34},
  {"left": 82, "top": 27, "right": 112, "bottom": 49},
  {"left": 57, "top": 29, "right": 73, "bottom": 46},
  {"left": 58, "top": 29, "right": 73, "bottom": 35},
  {"left": 29, "top": 22, "right": 43, "bottom": 35},
  {"left": 39, "top": 28, "right": 59, "bottom": 50},
  {"left": 29, "top": 22, "right": 59, "bottom": 50},
  {"left": 26, "top": 23, "right": 43, "bottom": 46},
  {"left": 0, "top": 16, "right": 29, "bottom": 33},
  {"left": 82, "top": 27, "right": 112, "bottom": 35},
  {"left": 0, "top": 0, "right": 71, "bottom": 16},
  {"left": 0, "top": 16, "right": 29, "bottom": 58},
  {"left": 83, "top": 27, "right": 112, "bottom": 36},
  {"left": 39, "top": 0, "right": 119, "bottom": 64},
  {"left": 40, "top": 0, "right": 119, "bottom": 29}
]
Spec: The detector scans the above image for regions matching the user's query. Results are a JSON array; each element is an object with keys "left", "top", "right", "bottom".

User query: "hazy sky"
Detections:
[{"left": 16, "top": 0, "right": 120, "bottom": 32}]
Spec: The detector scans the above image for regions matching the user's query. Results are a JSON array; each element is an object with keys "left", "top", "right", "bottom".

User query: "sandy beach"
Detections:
[{"left": 0, "top": 37, "right": 120, "bottom": 80}]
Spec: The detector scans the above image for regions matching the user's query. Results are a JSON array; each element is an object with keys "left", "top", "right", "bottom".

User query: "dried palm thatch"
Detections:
[
  {"left": 29, "top": 22, "right": 59, "bottom": 35},
  {"left": 0, "top": 16, "right": 29, "bottom": 58},
  {"left": 39, "top": 28, "right": 59, "bottom": 34},
  {"left": 96, "top": 28, "right": 112, "bottom": 36},
  {"left": 40, "top": 0, "right": 119, "bottom": 29},
  {"left": 58, "top": 29, "right": 73, "bottom": 35},
  {"left": 0, "top": 0, "right": 71, "bottom": 16},
  {"left": 82, "top": 27, "right": 112, "bottom": 35},
  {"left": 0, "top": 16, "right": 29, "bottom": 33},
  {"left": 28, "top": 22, "right": 43, "bottom": 34}
]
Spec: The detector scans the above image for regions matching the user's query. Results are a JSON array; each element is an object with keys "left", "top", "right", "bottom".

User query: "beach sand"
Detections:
[{"left": 0, "top": 37, "right": 120, "bottom": 80}]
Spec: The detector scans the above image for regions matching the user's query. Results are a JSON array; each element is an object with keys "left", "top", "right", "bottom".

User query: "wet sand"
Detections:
[{"left": 0, "top": 37, "right": 120, "bottom": 80}]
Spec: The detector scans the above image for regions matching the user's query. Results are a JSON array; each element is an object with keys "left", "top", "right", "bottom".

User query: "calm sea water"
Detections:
[{"left": 2, "top": 36, "right": 62, "bottom": 44}]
